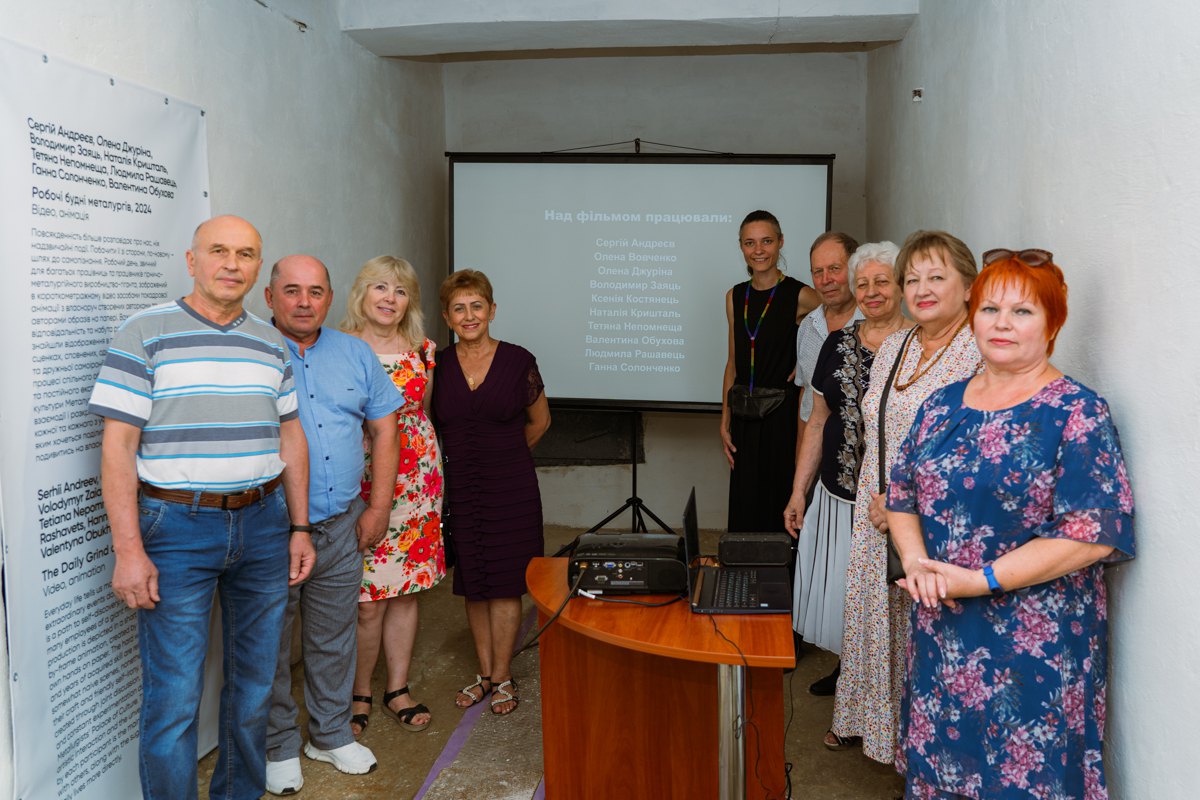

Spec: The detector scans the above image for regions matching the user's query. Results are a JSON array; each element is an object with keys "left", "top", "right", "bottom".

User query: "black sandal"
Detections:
[
  {"left": 455, "top": 674, "right": 492, "bottom": 708},
  {"left": 823, "top": 730, "right": 861, "bottom": 751},
  {"left": 350, "top": 694, "right": 372, "bottom": 738},
  {"left": 490, "top": 679, "right": 519, "bottom": 716},
  {"left": 384, "top": 686, "right": 431, "bottom": 732}
]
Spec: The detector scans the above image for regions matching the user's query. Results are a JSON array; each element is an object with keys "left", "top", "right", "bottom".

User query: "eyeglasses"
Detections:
[{"left": 982, "top": 248, "right": 1054, "bottom": 267}]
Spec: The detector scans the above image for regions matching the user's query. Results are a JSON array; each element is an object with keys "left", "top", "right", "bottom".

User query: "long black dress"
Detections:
[
  {"left": 433, "top": 341, "right": 545, "bottom": 600},
  {"left": 727, "top": 275, "right": 806, "bottom": 532}
]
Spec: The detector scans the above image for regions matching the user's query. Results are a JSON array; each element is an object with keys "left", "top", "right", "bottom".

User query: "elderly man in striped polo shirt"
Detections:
[{"left": 89, "top": 215, "right": 316, "bottom": 800}]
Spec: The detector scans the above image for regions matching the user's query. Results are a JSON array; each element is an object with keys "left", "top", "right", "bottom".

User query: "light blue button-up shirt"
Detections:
[{"left": 281, "top": 327, "right": 402, "bottom": 523}]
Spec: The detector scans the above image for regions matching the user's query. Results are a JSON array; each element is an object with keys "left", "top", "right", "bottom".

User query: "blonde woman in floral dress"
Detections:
[
  {"left": 831, "top": 231, "right": 981, "bottom": 763},
  {"left": 342, "top": 256, "right": 445, "bottom": 736}
]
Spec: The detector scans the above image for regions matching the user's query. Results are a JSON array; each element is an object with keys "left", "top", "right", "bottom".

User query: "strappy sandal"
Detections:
[
  {"left": 490, "top": 679, "right": 519, "bottom": 716},
  {"left": 823, "top": 730, "right": 861, "bottom": 751},
  {"left": 383, "top": 686, "right": 431, "bottom": 732},
  {"left": 455, "top": 674, "right": 492, "bottom": 708},
  {"left": 350, "top": 694, "right": 372, "bottom": 738}
]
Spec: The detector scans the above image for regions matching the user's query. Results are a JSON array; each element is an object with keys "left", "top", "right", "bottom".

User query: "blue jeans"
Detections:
[{"left": 136, "top": 488, "right": 290, "bottom": 800}]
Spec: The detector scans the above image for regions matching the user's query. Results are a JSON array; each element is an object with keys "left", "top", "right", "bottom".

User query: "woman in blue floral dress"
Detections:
[{"left": 886, "top": 250, "right": 1135, "bottom": 799}]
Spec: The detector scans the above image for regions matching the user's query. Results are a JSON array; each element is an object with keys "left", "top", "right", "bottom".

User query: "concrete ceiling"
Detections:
[{"left": 336, "top": 0, "right": 918, "bottom": 61}]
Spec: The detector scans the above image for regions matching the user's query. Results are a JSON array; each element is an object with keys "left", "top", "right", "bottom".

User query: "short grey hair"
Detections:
[{"left": 848, "top": 241, "right": 899, "bottom": 285}]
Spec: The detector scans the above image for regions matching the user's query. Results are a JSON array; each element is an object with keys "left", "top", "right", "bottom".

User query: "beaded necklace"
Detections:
[{"left": 742, "top": 274, "right": 782, "bottom": 392}]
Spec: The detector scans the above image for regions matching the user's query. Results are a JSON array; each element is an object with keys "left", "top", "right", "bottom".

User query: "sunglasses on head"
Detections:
[{"left": 982, "top": 248, "right": 1054, "bottom": 267}]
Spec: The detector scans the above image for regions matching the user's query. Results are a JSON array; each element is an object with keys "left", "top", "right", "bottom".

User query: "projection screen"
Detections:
[{"left": 449, "top": 154, "right": 832, "bottom": 411}]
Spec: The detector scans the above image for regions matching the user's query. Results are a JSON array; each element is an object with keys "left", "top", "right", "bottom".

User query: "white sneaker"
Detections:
[
  {"left": 303, "top": 740, "right": 378, "bottom": 775},
  {"left": 265, "top": 757, "right": 304, "bottom": 795}
]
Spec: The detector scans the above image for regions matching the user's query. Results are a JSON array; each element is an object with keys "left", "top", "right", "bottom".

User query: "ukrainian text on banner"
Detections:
[{"left": 0, "top": 38, "right": 210, "bottom": 799}]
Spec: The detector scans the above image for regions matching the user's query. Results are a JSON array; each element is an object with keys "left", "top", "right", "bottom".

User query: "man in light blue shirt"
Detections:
[{"left": 263, "top": 254, "right": 402, "bottom": 795}]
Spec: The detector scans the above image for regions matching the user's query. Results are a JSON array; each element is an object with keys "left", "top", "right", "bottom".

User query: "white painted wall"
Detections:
[
  {"left": 0, "top": 0, "right": 447, "bottom": 324},
  {"left": 0, "top": 0, "right": 445, "bottom": 792},
  {"left": 864, "top": 2, "right": 1200, "bottom": 796},
  {"left": 443, "top": 52, "right": 869, "bottom": 529}
]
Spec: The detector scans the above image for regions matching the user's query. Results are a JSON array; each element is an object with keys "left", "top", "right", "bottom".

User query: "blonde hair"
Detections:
[{"left": 340, "top": 255, "right": 425, "bottom": 346}]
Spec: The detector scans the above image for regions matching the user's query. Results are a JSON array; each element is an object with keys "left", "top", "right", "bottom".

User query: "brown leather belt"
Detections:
[{"left": 138, "top": 475, "right": 283, "bottom": 510}]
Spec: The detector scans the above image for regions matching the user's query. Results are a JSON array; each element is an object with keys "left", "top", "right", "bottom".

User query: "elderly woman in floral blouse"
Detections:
[{"left": 887, "top": 249, "right": 1135, "bottom": 799}]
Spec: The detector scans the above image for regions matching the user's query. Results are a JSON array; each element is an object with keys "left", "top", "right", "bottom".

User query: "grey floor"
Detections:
[{"left": 198, "top": 525, "right": 904, "bottom": 799}]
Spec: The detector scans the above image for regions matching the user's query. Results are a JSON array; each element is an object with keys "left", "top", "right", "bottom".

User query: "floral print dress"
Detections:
[
  {"left": 887, "top": 377, "right": 1135, "bottom": 799},
  {"left": 833, "top": 325, "right": 981, "bottom": 763},
  {"left": 359, "top": 339, "right": 445, "bottom": 600}
]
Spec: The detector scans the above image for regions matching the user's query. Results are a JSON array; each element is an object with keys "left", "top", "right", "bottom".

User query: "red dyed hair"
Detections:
[{"left": 968, "top": 255, "right": 1069, "bottom": 355}]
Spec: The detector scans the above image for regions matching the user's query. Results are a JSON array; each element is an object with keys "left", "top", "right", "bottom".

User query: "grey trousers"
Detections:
[{"left": 266, "top": 496, "right": 365, "bottom": 760}]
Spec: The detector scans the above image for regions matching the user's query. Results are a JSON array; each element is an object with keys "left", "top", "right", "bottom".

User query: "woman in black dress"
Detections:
[
  {"left": 433, "top": 269, "right": 551, "bottom": 716},
  {"left": 720, "top": 210, "right": 820, "bottom": 531}
]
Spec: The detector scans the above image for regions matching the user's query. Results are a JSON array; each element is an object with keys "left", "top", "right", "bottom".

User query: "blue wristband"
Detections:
[{"left": 982, "top": 564, "right": 1004, "bottom": 598}]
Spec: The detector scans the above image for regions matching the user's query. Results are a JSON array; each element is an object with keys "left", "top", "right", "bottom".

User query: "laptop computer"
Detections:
[{"left": 682, "top": 488, "right": 791, "bottom": 615}]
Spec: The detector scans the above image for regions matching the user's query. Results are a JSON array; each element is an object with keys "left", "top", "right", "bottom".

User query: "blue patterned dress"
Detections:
[{"left": 887, "top": 376, "right": 1135, "bottom": 799}]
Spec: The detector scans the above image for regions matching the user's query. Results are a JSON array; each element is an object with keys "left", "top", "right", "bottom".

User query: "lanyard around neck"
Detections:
[{"left": 742, "top": 276, "right": 781, "bottom": 392}]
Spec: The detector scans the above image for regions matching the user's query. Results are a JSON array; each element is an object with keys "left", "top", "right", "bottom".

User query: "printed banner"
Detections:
[{"left": 0, "top": 38, "right": 211, "bottom": 799}]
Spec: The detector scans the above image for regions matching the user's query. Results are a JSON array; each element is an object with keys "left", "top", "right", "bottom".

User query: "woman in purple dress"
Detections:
[
  {"left": 887, "top": 250, "right": 1135, "bottom": 798},
  {"left": 433, "top": 269, "right": 551, "bottom": 716}
]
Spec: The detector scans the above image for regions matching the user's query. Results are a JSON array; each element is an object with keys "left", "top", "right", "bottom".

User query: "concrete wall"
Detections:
[
  {"left": 864, "top": 1, "right": 1200, "bottom": 796},
  {"left": 0, "top": 0, "right": 445, "bottom": 791},
  {"left": 443, "top": 52, "right": 869, "bottom": 529}
]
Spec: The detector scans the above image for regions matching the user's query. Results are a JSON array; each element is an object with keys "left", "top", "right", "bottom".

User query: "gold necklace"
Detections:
[
  {"left": 460, "top": 342, "right": 495, "bottom": 390},
  {"left": 893, "top": 318, "right": 968, "bottom": 391}
]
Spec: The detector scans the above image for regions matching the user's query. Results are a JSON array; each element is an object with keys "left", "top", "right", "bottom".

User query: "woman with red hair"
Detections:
[{"left": 886, "top": 250, "right": 1136, "bottom": 799}]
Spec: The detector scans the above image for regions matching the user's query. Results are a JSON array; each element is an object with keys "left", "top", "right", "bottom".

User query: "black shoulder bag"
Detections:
[{"left": 876, "top": 327, "right": 917, "bottom": 584}]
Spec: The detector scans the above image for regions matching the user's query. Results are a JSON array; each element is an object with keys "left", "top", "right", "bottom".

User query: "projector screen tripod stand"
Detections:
[{"left": 584, "top": 410, "right": 674, "bottom": 535}]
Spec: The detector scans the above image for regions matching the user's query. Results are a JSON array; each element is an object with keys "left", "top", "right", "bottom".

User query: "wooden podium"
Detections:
[{"left": 527, "top": 558, "right": 794, "bottom": 800}]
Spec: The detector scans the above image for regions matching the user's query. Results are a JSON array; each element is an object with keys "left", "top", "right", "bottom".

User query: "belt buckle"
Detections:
[{"left": 220, "top": 486, "right": 255, "bottom": 509}]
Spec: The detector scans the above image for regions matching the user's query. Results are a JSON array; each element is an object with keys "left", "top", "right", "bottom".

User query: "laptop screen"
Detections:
[{"left": 682, "top": 488, "right": 701, "bottom": 595}]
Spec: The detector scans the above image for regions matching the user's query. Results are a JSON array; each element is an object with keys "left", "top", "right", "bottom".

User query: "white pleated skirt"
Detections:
[{"left": 791, "top": 480, "right": 854, "bottom": 654}]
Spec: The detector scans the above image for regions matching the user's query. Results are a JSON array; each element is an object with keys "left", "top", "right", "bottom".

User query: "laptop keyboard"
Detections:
[{"left": 714, "top": 568, "right": 758, "bottom": 609}]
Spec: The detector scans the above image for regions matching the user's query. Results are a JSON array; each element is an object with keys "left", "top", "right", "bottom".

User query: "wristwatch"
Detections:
[{"left": 982, "top": 564, "right": 1005, "bottom": 598}]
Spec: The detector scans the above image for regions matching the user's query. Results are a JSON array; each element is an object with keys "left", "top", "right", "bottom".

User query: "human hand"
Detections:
[
  {"left": 356, "top": 506, "right": 390, "bottom": 553},
  {"left": 896, "top": 558, "right": 950, "bottom": 609},
  {"left": 783, "top": 494, "right": 806, "bottom": 538},
  {"left": 288, "top": 532, "right": 317, "bottom": 585},
  {"left": 868, "top": 491, "right": 889, "bottom": 532},
  {"left": 897, "top": 558, "right": 983, "bottom": 609},
  {"left": 111, "top": 551, "right": 160, "bottom": 609},
  {"left": 720, "top": 423, "right": 736, "bottom": 469}
]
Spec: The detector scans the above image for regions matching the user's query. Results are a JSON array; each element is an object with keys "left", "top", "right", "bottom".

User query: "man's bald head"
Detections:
[
  {"left": 270, "top": 254, "right": 331, "bottom": 289},
  {"left": 192, "top": 215, "right": 262, "bottom": 253},
  {"left": 183, "top": 215, "right": 265, "bottom": 320}
]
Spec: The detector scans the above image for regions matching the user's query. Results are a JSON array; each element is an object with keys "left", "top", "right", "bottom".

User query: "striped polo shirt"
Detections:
[{"left": 88, "top": 299, "right": 299, "bottom": 492}]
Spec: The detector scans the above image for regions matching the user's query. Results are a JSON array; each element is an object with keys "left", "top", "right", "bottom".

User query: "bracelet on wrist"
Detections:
[
  {"left": 982, "top": 563, "right": 1005, "bottom": 598},
  {"left": 289, "top": 523, "right": 314, "bottom": 534}
]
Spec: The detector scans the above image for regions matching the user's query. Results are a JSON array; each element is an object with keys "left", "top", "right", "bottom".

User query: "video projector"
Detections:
[{"left": 567, "top": 532, "right": 686, "bottom": 595}]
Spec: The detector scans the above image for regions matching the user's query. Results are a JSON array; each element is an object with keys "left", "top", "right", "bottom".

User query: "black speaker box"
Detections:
[{"left": 717, "top": 532, "right": 792, "bottom": 567}]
